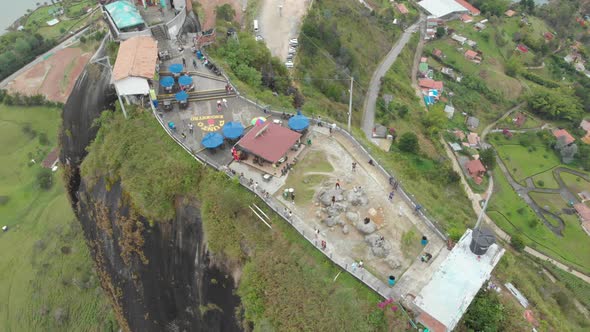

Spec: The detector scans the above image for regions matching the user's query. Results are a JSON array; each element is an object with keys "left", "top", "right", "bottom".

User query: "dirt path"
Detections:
[
  {"left": 524, "top": 247, "right": 590, "bottom": 283},
  {"left": 258, "top": 0, "right": 310, "bottom": 60},
  {"left": 362, "top": 17, "right": 423, "bottom": 138},
  {"left": 410, "top": 15, "right": 426, "bottom": 102},
  {"left": 198, "top": 0, "right": 243, "bottom": 30}
]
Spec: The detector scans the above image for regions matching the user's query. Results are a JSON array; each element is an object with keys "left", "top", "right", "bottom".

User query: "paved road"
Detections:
[
  {"left": 525, "top": 247, "right": 590, "bottom": 283},
  {"left": 361, "top": 16, "right": 423, "bottom": 138},
  {"left": 0, "top": 27, "right": 89, "bottom": 89}
]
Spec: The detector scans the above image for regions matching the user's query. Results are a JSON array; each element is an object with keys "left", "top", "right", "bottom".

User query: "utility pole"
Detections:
[{"left": 348, "top": 76, "right": 353, "bottom": 132}]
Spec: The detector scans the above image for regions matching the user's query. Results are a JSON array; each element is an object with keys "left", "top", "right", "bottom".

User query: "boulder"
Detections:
[
  {"left": 356, "top": 220, "right": 376, "bottom": 234},
  {"left": 365, "top": 234, "right": 392, "bottom": 258},
  {"left": 386, "top": 256, "right": 402, "bottom": 269},
  {"left": 347, "top": 189, "right": 369, "bottom": 206},
  {"left": 342, "top": 225, "right": 349, "bottom": 234},
  {"left": 318, "top": 189, "right": 346, "bottom": 207},
  {"left": 323, "top": 215, "right": 344, "bottom": 227},
  {"left": 345, "top": 211, "right": 359, "bottom": 223}
]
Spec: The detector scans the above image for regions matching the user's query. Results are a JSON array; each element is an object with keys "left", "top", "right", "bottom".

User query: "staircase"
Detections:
[{"left": 151, "top": 24, "right": 169, "bottom": 41}]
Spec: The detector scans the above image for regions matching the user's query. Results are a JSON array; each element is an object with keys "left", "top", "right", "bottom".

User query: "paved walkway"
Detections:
[{"left": 361, "top": 17, "right": 423, "bottom": 138}]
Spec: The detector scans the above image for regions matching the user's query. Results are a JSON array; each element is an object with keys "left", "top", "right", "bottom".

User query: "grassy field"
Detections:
[
  {"left": 0, "top": 105, "right": 115, "bottom": 330},
  {"left": 496, "top": 143, "right": 560, "bottom": 181},
  {"left": 531, "top": 168, "right": 560, "bottom": 189},
  {"left": 488, "top": 168, "right": 590, "bottom": 274},
  {"left": 24, "top": 0, "right": 97, "bottom": 40},
  {"left": 492, "top": 251, "right": 590, "bottom": 331},
  {"left": 561, "top": 171, "right": 590, "bottom": 196}
]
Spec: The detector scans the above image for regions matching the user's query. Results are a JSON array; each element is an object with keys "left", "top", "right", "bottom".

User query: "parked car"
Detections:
[
  {"left": 285, "top": 61, "right": 294, "bottom": 68},
  {"left": 289, "top": 38, "right": 298, "bottom": 46},
  {"left": 288, "top": 47, "right": 297, "bottom": 54},
  {"left": 255, "top": 35, "right": 264, "bottom": 41}
]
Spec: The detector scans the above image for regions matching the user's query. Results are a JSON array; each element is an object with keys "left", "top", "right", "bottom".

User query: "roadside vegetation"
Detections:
[
  {"left": 0, "top": 104, "right": 115, "bottom": 331},
  {"left": 83, "top": 110, "right": 408, "bottom": 330}
]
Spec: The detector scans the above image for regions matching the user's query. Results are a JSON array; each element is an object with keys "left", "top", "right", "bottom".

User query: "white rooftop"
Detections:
[
  {"left": 418, "top": 0, "right": 468, "bottom": 18},
  {"left": 414, "top": 229, "right": 505, "bottom": 331}
]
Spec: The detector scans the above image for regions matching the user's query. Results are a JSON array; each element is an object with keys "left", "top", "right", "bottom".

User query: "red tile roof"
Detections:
[
  {"left": 464, "top": 49, "right": 478, "bottom": 59},
  {"left": 42, "top": 147, "right": 59, "bottom": 168},
  {"left": 433, "top": 49, "right": 443, "bottom": 57},
  {"left": 455, "top": 0, "right": 480, "bottom": 15},
  {"left": 466, "top": 159, "right": 486, "bottom": 176},
  {"left": 112, "top": 36, "right": 158, "bottom": 81},
  {"left": 417, "top": 312, "right": 447, "bottom": 332},
  {"left": 553, "top": 129, "right": 575, "bottom": 145},
  {"left": 574, "top": 203, "right": 590, "bottom": 223},
  {"left": 418, "top": 79, "right": 443, "bottom": 91},
  {"left": 517, "top": 44, "right": 529, "bottom": 53},
  {"left": 461, "top": 14, "right": 473, "bottom": 22},
  {"left": 514, "top": 112, "right": 526, "bottom": 127},
  {"left": 237, "top": 123, "right": 301, "bottom": 163},
  {"left": 544, "top": 32, "right": 554, "bottom": 40},
  {"left": 505, "top": 9, "right": 516, "bottom": 17},
  {"left": 396, "top": 3, "right": 409, "bottom": 14}
]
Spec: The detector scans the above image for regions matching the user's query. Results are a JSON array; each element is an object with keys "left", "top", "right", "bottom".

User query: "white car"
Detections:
[
  {"left": 285, "top": 61, "right": 294, "bottom": 68},
  {"left": 289, "top": 38, "right": 298, "bottom": 46},
  {"left": 255, "top": 35, "right": 264, "bottom": 41},
  {"left": 288, "top": 47, "right": 297, "bottom": 54}
]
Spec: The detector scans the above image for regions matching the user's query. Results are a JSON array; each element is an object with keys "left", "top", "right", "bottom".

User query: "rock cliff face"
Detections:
[{"left": 60, "top": 36, "right": 241, "bottom": 331}]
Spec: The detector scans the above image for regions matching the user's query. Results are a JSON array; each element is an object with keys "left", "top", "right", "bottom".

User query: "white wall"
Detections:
[
  {"left": 166, "top": 6, "right": 186, "bottom": 38},
  {"left": 114, "top": 77, "right": 150, "bottom": 96},
  {"left": 172, "top": 0, "right": 185, "bottom": 9}
]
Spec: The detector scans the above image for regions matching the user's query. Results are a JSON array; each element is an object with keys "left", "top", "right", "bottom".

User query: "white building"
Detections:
[
  {"left": 418, "top": 0, "right": 468, "bottom": 19},
  {"left": 112, "top": 36, "right": 158, "bottom": 101}
]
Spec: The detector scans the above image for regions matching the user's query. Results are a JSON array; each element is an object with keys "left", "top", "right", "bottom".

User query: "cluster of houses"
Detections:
[{"left": 564, "top": 42, "right": 590, "bottom": 78}]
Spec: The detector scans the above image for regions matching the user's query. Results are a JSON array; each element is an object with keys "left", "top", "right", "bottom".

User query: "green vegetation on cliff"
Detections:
[
  {"left": 82, "top": 110, "right": 408, "bottom": 330},
  {"left": 0, "top": 105, "right": 115, "bottom": 331}
]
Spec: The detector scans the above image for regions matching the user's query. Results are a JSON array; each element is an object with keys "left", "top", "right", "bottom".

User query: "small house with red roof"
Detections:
[
  {"left": 574, "top": 203, "right": 590, "bottom": 236},
  {"left": 580, "top": 119, "right": 590, "bottom": 144},
  {"left": 461, "top": 14, "right": 473, "bottom": 23},
  {"left": 517, "top": 44, "right": 529, "bottom": 53},
  {"left": 418, "top": 79, "right": 444, "bottom": 92},
  {"left": 455, "top": 0, "right": 480, "bottom": 16},
  {"left": 544, "top": 32, "right": 554, "bottom": 41},
  {"left": 513, "top": 112, "right": 526, "bottom": 127},
  {"left": 464, "top": 49, "right": 481, "bottom": 63},
  {"left": 505, "top": 9, "right": 516, "bottom": 17},
  {"left": 553, "top": 129, "right": 575, "bottom": 145},
  {"left": 236, "top": 123, "right": 302, "bottom": 163},
  {"left": 465, "top": 159, "right": 486, "bottom": 184},
  {"left": 42, "top": 147, "right": 60, "bottom": 169},
  {"left": 433, "top": 49, "right": 444, "bottom": 58},
  {"left": 396, "top": 3, "right": 409, "bottom": 15}
]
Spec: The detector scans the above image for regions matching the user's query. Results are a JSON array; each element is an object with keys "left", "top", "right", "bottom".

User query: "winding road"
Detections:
[{"left": 362, "top": 15, "right": 424, "bottom": 138}]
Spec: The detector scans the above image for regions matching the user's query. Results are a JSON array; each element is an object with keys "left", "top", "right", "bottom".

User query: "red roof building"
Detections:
[
  {"left": 505, "top": 9, "right": 516, "bottom": 17},
  {"left": 514, "top": 112, "right": 526, "bottom": 127},
  {"left": 42, "top": 147, "right": 60, "bottom": 169},
  {"left": 433, "top": 49, "right": 443, "bottom": 58},
  {"left": 544, "top": 32, "right": 554, "bottom": 41},
  {"left": 460, "top": 14, "right": 473, "bottom": 23},
  {"left": 455, "top": 0, "right": 480, "bottom": 15},
  {"left": 418, "top": 79, "right": 444, "bottom": 91},
  {"left": 574, "top": 203, "right": 590, "bottom": 235},
  {"left": 464, "top": 49, "right": 478, "bottom": 60},
  {"left": 396, "top": 3, "right": 409, "bottom": 15},
  {"left": 517, "top": 44, "right": 529, "bottom": 53},
  {"left": 237, "top": 123, "right": 302, "bottom": 163},
  {"left": 553, "top": 129, "right": 575, "bottom": 145},
  {"left": 465, "top": 159, "right": 486, "bottom": 184}
]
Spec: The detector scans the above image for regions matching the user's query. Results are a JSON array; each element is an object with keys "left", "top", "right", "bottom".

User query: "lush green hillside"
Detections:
[{"left": 0, "top": 105, "right": 115, "bottom": 331}]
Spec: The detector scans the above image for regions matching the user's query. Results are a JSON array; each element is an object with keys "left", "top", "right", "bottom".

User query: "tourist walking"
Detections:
[
  {"left": 331, "top": 196, "right": 336, "bottom": 206},
  {"left": 352, "top": 162, "right": 357, "bottom": 172},
  {"left": 421, "top": 236, "right": 428, "bottom": 246},
  {"left": 389, "top": 191, "right": 395, "bottom": 202},
  {"left": 321, "top": 240, "right": 326, "bottom": 250},
  {"left": 188, "top": 123, "right": 194, "bottom": 134},
  {"left": 253, "top": 182, "right": 259, "bottom": 192},
  {"left": 182, "top": 58, "right": 186, "bottom": 67},
  {"left": 335, "top": 179, "right": 341, "bottom": 190},
  {"left": 192, "top": 58, "right": 197, "bottom": 68},
  {"left": 181, "top": 132, "right": 186, "bottom": 140},
  {"left": 222, "top": 98, "right": 228, "bottom": 108},
  {"left": 217, "top": 100, "right": 222, "bottom": 112}
]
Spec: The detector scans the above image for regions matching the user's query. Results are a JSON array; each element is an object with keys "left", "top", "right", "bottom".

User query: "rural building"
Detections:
[
  {"left": 461, "top": 14, "right": 473, "bottom": 23},
  {"left": 544, "top": 32, "right": 554, "bottom": 41},
  {"left": 419, "top": 63, "right": 430, "bottom": 76},
  {"left": 464, "top": 49, "right": 481, "bottom": 63},
  {"left": 465, "top": 159, "right": 486, "bottom": 184},
  {"left": 433, "top": 49, "right": 444, "bottom": 58},
  {"left": 236, "top": 123, "right": 301, "bottom": 163},
  {"left": 451, "top": 33, "right": 467, "bottom": 44},
  {"left": 454, "top": 130, "right": 466, "bottom": 141},
  {"left": 474, "top": 22, "right": 486, "bottom": 31},
  {"left": 414, "top": 229, "right": 503, "bottom": 332},
  {"left": 517, "top": 44, "right": 529, "bottom": 53},
  {"left": 505, "top": 9, "right": 516, "bottom": 17},
  {"left": 455, "top": 0, "right": 480, "bottom": 15},
  {"left": 418, "top": 79, "right": 444, "bottom": 92},
  {"left": 466, "top": 116, "right": 479, "bottom": 130},
  {"left": 574, "top": 203, "right": 590, "bottom": 235},
  {"left": 513, "top": 112, "right": 526, "bottom": 127},
  {"left": 42, "top": 147, "right": 60, "bottom": 169},
  {"left": 417, "top": 0, "right": 468, "bottom": 19},
  {"left": 112, "top": 36, "right": 158, "bottom": 101},
  {"left": 580, "top": 119, "right": 590, "bottom": 144},
  {"left": 467, "top": 132, "right": 480, "bottom": 147},
  {"left": 396, "top": 3, "right": 409, "bottom": 15},
  {"left": 553, "top": 129, "right": 575, "bottom": 145}
]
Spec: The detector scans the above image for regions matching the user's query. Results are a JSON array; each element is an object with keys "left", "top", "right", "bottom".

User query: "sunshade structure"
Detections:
[
  {"left": 105, "top": 1, "right": 145, "bottom": 30},
  {"left": 202, "top": 132, "right": 224, "bottom": 149},
  {"left": 251, "top": 116, "right": 266, "bottom": 126},
  {"left": 288, "top": 114, "right": 309, "bottom": 131},
  {"left": 175, "top": 90, "right": 188, "bottom": 102},
  {"left": 178, "top": 75, "right": 193, "bottom": 86},
  {"left": 222, "top": 122, "right": 245, "bottom": 139},
  {"left": 169, "top": 63, "right": 184, "bottom": 74},
  {"left": 160, "top": 76, "right": 174, "bottom": 88}
]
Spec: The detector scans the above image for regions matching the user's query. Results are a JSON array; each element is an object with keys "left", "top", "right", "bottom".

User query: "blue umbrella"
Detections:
[
  {"left": 169, "top": 63, "right": 183, "bottom": 74},
  {"left": 201, "top": 132, "right": 224, "bottom": 149},
  {"left": 222, "top": 122, "right": 244, "bottom": 139},
  {"left": 178, "top": 75, "right": 193, "bottom": 86},
  {"left": 175, "top": 90, "right": 188, "bottom": 101},
  {"left": 160, "top": 76, "right": 174, "bottom": 88},
  {"left": 288, "top": 114, "right": 309, "bottom": 131}
]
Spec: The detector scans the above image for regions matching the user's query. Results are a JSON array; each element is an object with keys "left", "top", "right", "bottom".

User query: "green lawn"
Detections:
[
  {"left": 531, "top": 168, "right": 560, "bottom": 189},
  {"left": 561, "top": 171, "right": 590, "bottom": 196},
  {"left": 489, "top": 169, "right": 590, "bottom": 274},
  {"left": 0, "top": 105, "right": 115, "bottom": 331},
  {"left": 495, "top": 144, "right": 560, "bottom": 182}
]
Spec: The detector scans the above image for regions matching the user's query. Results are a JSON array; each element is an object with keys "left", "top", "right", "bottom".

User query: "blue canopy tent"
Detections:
[
  {"left": 201, "top": 132, "right": 224, "bottom": 149},
  {"left": 178, "top": 75, "right": 193, "bottom": 86},
  {"left": 288, "top": 114, "right": 310, "bottom": 131},
  {"left": 222, "top": 122, "right": 245, "bottom": 139},
  {"left": 160, "top": 76, "right": 174, "bottom": 88},
  {"left": 169, "top": 63, "right": 184, "bottom": 74},
  {"left": 175, "top": 90, "right": 188, "bottom": 102}
]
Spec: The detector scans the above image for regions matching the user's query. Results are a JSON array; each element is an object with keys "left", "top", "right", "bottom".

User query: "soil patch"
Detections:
[{"left": 198, "top": 0, "right": 243, "bottom": 30}]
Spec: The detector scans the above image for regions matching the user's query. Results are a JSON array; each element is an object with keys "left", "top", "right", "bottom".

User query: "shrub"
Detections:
[
  {"left": 36, "top": 168, "right": 53, "bottom": 190},
  {"left": 510, "top": 234, "right": 525, "bottom": 252},
  {"left": 79, "top": 36, "right": 86, "bottom": 43},
  {"left": 537, "top": 180, "right": 545, "bottom": 187},
  {"left": 398, "top": 132, "right": 419, "bottom": 153}
]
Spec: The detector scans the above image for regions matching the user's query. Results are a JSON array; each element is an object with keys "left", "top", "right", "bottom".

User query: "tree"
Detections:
[
  {"left": 216, "top": 4, "right": 236, "bottom": 22},
  {"left": 479, "top": 148, "right": 496, "bottom": 169},
  {"left": 36, "top": 168, "right": 53, "bottom": 190},
  {"left": 558, "top": 142, "right": 578, "bottom": 164},
  {"left": 527, "top": 87, "right": 583, "bottom": 121},
  {"left": 398, "top": 132, "right": 419, "bottom": 153},
  {"left": 464, "top": 291, "right": 505, "bottom": 331},
  {"left": 435, "top": 27, "right": 445, "bottom": 38},
  {"left": 510, "top": 234, "right": 525, "bottom": 252},
  {"left": 505, "top": 57, "right": 521, "bottom": 77},
  {"left": 422, "top": 109, "right": 447, "bottom": 135}
]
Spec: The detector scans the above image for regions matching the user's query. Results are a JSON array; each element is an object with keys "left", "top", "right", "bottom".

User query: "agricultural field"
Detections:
[
  {"left": 23, "top": 0, "right": 98, "bottom": 40},
  {"left": 0, "top": 105, "right": 115, "bottom": 331}
]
